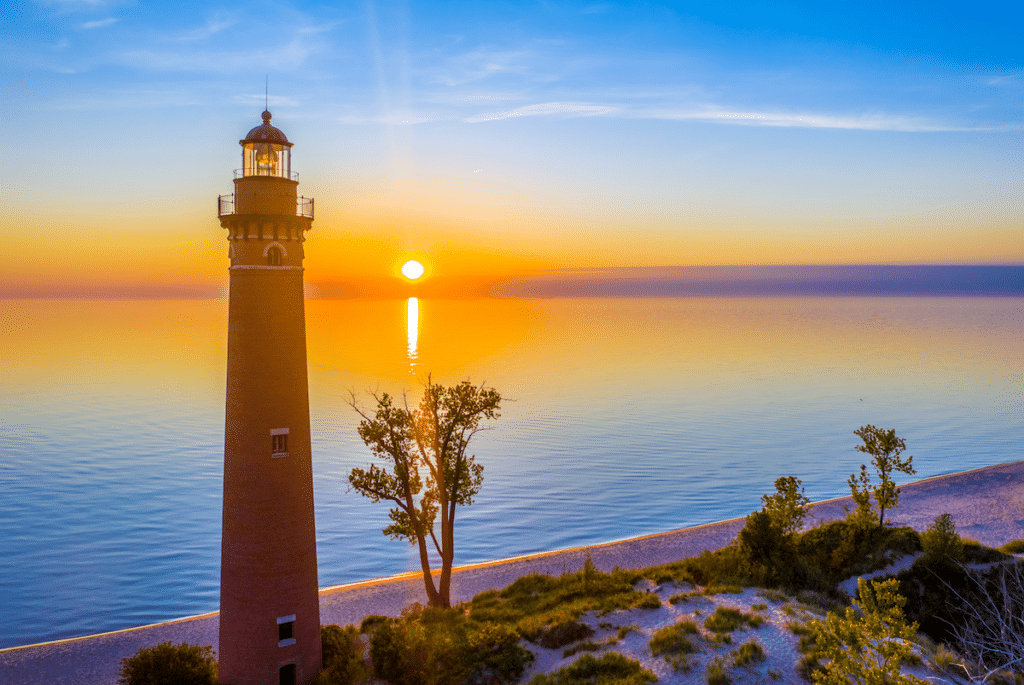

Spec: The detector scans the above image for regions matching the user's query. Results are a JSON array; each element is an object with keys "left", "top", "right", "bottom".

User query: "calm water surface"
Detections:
[{"left": 1, "top": 296, "right": 1022, "bottom": 648}]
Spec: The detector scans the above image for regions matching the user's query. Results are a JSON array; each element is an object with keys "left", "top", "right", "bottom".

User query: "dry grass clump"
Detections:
[
  {"left": 704, "top": 606, "right": 763, "bottom": 634},
  {"left": 706, "top": 656, "right": 732, "bottom": 685},
  {"left": 732, "top": 639, "right": 766, "bottom": 666}
]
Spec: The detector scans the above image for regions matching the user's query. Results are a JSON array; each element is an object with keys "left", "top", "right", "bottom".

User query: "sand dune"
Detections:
[{"left": 2, "top": 459, "right": 1021, "bottom": 685}]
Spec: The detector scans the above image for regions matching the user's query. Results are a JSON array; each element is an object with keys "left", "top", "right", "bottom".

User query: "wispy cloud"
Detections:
[
  {"left": 177, "top": 15, "right": 235, "bottom": 42},
  {"left": 80, "top": 17, "right": 117, "bottom": 29},
  {"left": 466, "top": 101, "right": 617, "bottom": 122},
  {"left": 435, "top": 48, "right": 546, "bottom": 87},
  {"left": 987, "top": 74, "right": 1022, "bottom": 87},
  {"left": 629, "top": 106, "right": 1010, "bottom": 132},
  {"left": 456, "top": 96, "right": 1006, "bottom": 132},
  {"left": 46, "top": 89, "right": 203, "bottom": 111},
  {"left": 116, "top": 39, "right": 314, "bottom": 73}
]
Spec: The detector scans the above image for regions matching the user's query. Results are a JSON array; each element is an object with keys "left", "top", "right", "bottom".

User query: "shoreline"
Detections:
[{"left": 2, "top": 458, "right": 1022, "bottom": 684}]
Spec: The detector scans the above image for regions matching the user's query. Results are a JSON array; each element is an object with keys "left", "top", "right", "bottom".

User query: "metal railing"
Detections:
[
  {"left": 218, "top": 194, "right": 235, "bottom": 217},
  {"left": 217, "top": 194, "right": 314, "bottom": 220},
  {"left": 234, "top": 169, "right": 300, "bottom": 181}
]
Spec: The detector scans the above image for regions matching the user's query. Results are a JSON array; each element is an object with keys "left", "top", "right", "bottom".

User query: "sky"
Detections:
[{"left": 2, "top": 0, "right": 1022, "bottom": 297}]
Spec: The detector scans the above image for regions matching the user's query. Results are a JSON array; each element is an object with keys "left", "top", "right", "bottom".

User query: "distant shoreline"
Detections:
[
  {"left": 3, "top": 458, "right": 1023, "bottom": 684},
  {"left": 3, "top": 264, "right": 1023, "bottom": 299}
]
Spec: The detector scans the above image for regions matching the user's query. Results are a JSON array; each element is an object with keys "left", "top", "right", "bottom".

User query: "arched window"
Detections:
[{"left": 267, "top": 247, "right": 283, "bottom": 266}]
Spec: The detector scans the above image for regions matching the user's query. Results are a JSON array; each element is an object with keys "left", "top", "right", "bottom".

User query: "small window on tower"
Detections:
[
  {"left": 279, "top": 620, "right": 294, "bottom": 641},
  {"left": 279, "top": 663, "right": 296, "bottom": 685},
  {"left": 268, "top": 247, "right": 283, "bottom": 266},
  {"left": 278, "top": 614, "right": 296, "bottom": 647},
  {"left": 271, "top": 428, "right": 289, "bottom": 456}
]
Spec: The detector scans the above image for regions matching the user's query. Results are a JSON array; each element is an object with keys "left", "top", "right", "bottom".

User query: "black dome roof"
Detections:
[{"left": 242, "top": 110, "right": 290, "bottom": 145}]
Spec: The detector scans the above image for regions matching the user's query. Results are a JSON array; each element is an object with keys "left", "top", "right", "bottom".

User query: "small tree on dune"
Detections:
[
  {"left": 348, "top": 377, "right": 501, "bottom": 608},
  {"left": 848, "top": 425, "right": 916, "bottom": 528},
  {"left": 811, "top": 577, "right": 922, "bottom": 685},
  {"left": 761, "top": 475, "right": 811, "bottom": 535}
]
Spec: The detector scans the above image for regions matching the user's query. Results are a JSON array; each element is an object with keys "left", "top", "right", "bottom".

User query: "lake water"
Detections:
[{"left": 1, "top": 295, "right": 1022, "bottom": 649}]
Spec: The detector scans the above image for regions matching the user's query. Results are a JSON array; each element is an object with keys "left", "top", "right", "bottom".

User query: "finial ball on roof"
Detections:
[{"left": 242, "top": 110, "right": 290, "bottom": 145}]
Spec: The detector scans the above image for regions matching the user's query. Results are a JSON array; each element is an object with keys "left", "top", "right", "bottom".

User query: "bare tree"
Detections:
[{"left": 945, "top": 560, "right": 1024, "bottom": 682}]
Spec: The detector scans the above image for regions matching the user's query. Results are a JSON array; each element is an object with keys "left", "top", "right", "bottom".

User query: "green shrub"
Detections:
[
  {"left": 733, "top": 639, "right": 766, "bottom": 666},
  {"left": 758, "top": 588, "right": 788, "bottom": 603},
  {"left": 704, "top": 607, "right": 759, "bottom": 634},
  {"left": 117, "top": 642, "right": 217, "bottom": 685},
  {"left": 319, "top": 625, "right": 368, "bottom": 685},
  {"left": 668, "top": 593, "right": 689, "bottom": 605},
  {"left": 921, "top": 513, "right": 965, "bottom": 564},
  {"left": 649, "top": 622, "right": 700, "bottom": 660},
  {"left": 469, "top": 566, "right": 643, "bottom": 634},
  {"left": 706, "top": 657, "right": 732, "bottom": 685},
  {"left": 701, "top": 584, "right": 744, "bottom": 595},
  {"left": 932, "top": 643, "right": 961, "bottom": 673},
  {"left": 787, "top": 621, "right": 812, "bottom": 637},
  {"left": 797, "top": 654, "right": 823, "bottom": 681},
  {"left": 617, "top": 624, "right": 639, "bottom": 639},
  {"left": 359, "top": 614, "right": 391, "bottom": 633},
  {"left": 751, "top": 603, "right": 768, "bottom": 611},
  {"left": 369, "top": 606, "right": 532, "bottom": 685},
  {"left": 963, "top": 539, "right": 1010, "bottom": 564},
  {"left": 671, "top": 547, "right": 753, "bottom": 588},
  {"left": 535, "top": 619, "right": 595, "bottom": 649},
  {"left": 667, "top": 655, "right": 695, "bottom": 673},
  {"left": 562, "top": 639, "right": 604, "bottom": 658},
  {"left": 809, "top": 578, "right": 919, "bottom": 685},
  {"left": 632, "top": 594, "right": 662, "bottom": 609},
  {"left": 1000, "top": 539, "right": 1024, "bottom": 554},
  {"left": 527, "top": 653, "right": 656, "bottom": 685}
]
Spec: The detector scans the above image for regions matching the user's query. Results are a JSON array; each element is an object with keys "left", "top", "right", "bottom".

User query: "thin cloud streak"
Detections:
[
  {"left": 628, "top": 107, "right": 1012, "bottom": 132},
  {"left": 116, "top": 40, "right": 315, "bottom": 73},
  {"left": 465, "top": 101, "right": 618, "bottom": 122},
  {"left": 176, "top": 16, "right": 236, "bottom": 42},
  {"left": 80, "top": 17, "right": 117, "bottom": 29},
  {"left": 457, "top": 100, "right": 1013, "bottom": 132}
]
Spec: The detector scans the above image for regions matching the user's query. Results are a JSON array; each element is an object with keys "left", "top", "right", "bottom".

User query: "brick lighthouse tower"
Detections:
[{"left": 217, "top": 110, "right": 321, "bottom": 685}]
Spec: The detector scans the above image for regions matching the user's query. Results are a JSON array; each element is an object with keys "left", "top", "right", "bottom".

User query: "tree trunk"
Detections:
[
  {"left": 415, "top": 529, "right": 441, "bottom": 606},
  {"left": 438, "top": 518, "right": 454, "bottom": 608}
]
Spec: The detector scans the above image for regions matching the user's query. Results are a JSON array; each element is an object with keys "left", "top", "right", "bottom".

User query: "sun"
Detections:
[{"left": 401, "top": 260, "right": 425, "bottom": 280}]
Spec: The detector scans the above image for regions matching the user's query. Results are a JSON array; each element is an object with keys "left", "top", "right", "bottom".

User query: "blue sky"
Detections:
[{"left": 3, "top": 0, "right": 1022, "bottom": 294}]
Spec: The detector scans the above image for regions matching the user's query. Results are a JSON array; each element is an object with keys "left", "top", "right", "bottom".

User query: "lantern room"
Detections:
[{"left": 240, "top": 110, "right": 294, "bottom": 179}]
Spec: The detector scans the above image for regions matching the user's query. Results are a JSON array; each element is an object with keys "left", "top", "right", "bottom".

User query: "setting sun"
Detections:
[{"left": 401, "top": 260, "right": 425, "bottom": 280}]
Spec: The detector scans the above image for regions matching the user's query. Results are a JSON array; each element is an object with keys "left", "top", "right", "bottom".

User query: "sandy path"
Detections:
[{"left": 2, "top": 459, "right": 1021, "bottom": 685}]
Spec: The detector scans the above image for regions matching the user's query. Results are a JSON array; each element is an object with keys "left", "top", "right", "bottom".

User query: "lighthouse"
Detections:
[{"left": 217, "top": 111, "right": 321, "bottom": 685}]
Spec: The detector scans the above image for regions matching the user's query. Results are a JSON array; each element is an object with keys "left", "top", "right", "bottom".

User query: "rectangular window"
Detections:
[
  {"left": 278, "top": 614, "right": 296, "bottom": 647},
  {"left": 271, "top": 428, "right": 289, "bottom": 456},
  {"left": 279, "top": 664, "right": 296, "bottom": 685}
]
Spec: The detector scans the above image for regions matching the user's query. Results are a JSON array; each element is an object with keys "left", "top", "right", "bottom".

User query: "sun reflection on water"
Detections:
[{"left": 406, "top": 297, "right": 419, "bottom": 371}]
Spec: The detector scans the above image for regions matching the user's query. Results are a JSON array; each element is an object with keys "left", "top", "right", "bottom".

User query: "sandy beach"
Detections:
[{"left": 2, "top": 459, "right": 1021, "bottom": 685}]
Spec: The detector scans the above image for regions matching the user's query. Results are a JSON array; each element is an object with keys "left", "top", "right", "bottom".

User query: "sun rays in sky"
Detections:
[{"left": 2, "top": 1, "right": 1022, "bottom": 297}]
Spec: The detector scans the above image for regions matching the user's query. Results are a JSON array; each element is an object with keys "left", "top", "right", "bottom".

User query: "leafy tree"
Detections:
[
  {"left": 920, "top": 513, "right": 965, "bottom": 565},
  {"left": 761, "top": 476, "right": 811, "bottom": 535},
  {"left": 349, "top": 378, "right": 501, "bottom": 608},
  {"left": 848, "top": 425, "right": 916, "bottom": 527},
  {"left": 117, "top": 642, "right": 217, "bottom": 685},
  {"left": 738, "top": 477, "right": 809, "bottom": 586},
  {"left": 811, "top": 578, "right": 922, "bottom": 685}
]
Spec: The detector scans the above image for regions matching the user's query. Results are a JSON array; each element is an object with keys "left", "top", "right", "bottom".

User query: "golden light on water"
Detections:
[
  {"left": 401, "top": 260, "right": 425, "bottom": 280},
  {"left": 407, "top": 297, "right": 419, "bottom": 369}
]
